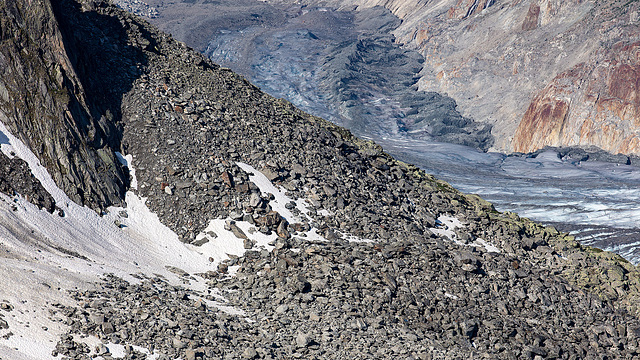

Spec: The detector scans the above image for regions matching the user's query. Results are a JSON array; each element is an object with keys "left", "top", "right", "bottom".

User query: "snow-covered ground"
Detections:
[
  {"left": 0, "top": 124, "right": 247, "bottom": 358},
  {"left": 0, "top": 121, "right": 247, "bottom": 358},
  {"left": 0, "top": 123, "right": 367, "bottom": 359}
]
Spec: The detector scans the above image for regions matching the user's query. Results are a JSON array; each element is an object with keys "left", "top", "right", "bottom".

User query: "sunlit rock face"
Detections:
[{"left": 515, "top": 42, "right": 640, "bottom": 155}]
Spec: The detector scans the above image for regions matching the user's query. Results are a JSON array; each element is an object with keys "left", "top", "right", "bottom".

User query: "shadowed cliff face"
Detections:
[{"left": 0, "top": 0, "right": 145, "bottom": 209}]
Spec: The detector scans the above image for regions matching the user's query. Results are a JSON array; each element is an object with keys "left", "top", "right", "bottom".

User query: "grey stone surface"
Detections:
[{"left": 5, "top": 1, "right": 640, "bottom": 359}]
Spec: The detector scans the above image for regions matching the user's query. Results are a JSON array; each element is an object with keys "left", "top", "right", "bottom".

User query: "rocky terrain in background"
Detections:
[
  {"left": 115, "top": 0, "right": 640, "bottom": 265},
  {"left": 5, "top": 0, "right": 640, "bottom": 359},
  {"left": 141, "top": 0, "right": 640, "bottom": 155},
  {"left": 365, "top": 0, "right": 640, "bottom": 155},
  {"left": 135, "top": 0, "right": 494, "bottom": 149}
]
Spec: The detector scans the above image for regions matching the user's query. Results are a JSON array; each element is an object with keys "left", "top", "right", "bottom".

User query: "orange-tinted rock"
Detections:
[
  {"left": 220, "top": 171, "right": 234, "bottom": 187},
  {"left": 514, "top": 42, "right": 640, "bottom": 155},
  {"left": 513, "top": 93, "right": 570, "bottom": 152},
  {"left": 607, "top": 63, "right": 640, "bottom": 110}
]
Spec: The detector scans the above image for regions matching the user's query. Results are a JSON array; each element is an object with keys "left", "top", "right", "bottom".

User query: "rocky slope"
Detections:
[
  {"left": 135, "top": 0, "right": 494, "bottom": 149},
  {"left": 254, "top": 0, "right": 640, "bottom": 155},
  {"left": 4, "top": 0, "right": 640, "bottom": 359}
]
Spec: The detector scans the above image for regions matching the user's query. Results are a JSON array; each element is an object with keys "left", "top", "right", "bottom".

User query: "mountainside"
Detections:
[
  {"left": 0, "top": 0, "right": 132, "bottom": 209},
  {"left": 255, "top": 0, "right": 640, "bottom": 155},
  {"left": 135, "top": 0, "right": 495, "bottom": 150},
  {"left": 4, "top": 0, "right": 640, "bottom": 359}
]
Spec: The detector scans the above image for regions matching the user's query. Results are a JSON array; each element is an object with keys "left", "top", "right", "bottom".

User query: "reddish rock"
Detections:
[
  {"left": 521, "top": 3, "right": 540, "bottom": 31},
  {"left": 513, "top": 94, "right": 570, "bottom": 153},
  {"left": 514, "top": 42, "right": 640, "bottom": 155},
  {"left": 235, "top": 183, "right": 249, "bottom": 193},
  {"left": 220, "top": 171, "right": 234, "bottom": 187}
]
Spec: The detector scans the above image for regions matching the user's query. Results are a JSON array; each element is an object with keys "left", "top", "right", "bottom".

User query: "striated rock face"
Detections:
[
  {"left": 447, "top": 0, "right": 496, "bottom": 19},
  {"left": 514, "top": 41, "right": 640, "bottom": 154},
  {"left": 0, "top": 0, "right": 132, "bottom": 209},
  {"left": 262, "top": 0, "right": 640, "bottom": 155}
]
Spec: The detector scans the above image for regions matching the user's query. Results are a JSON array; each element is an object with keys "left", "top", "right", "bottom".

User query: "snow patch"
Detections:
[
  {"left": 0, "top": 125, "right": 245, "bottom": 358},
  {"left": 430, "top": 215, "right": 463, "bottom": 240},
  {"left": 236, "top": 162, "right": 302, "bottom": 223},
  {"left": 431, "top": 215, "right": 500, "bottom": 253},
  {"left": 236, "top": 162, "right": 368, "bottom": 243},
  {"left": 115, "top": 152, "right": 138, "bottom": 190},
  {"left": 72, "top": 335, "right": 159, "bottom": 360},
  {"left": 191, "top": 219, "right": 276, "bottom": 265},
  {"left": 474, "top": 238, "right": 501, "bottom": 253}
]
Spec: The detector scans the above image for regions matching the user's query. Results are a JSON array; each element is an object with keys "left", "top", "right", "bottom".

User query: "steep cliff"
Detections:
[
  {"left": 0, "top": 0, "right": 132, "bottom": 209},
  {"left": 514, "top": 40, "right": 640, "bottom": 154}
]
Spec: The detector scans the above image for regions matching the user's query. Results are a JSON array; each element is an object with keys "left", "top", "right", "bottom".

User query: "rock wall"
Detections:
[
  {"left": 0, "top": 0, "right": 131, "bottom": 209},
  {"left": 514, "top": 41, "right": 640, "bottom": 154}
]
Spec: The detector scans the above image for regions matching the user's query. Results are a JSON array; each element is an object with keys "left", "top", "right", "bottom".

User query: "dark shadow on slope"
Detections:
[
  {"left": 51, "top": 0, "right": 148, "bottom": 152},
  {"left": 0, "top": 131, "right": 8, "bottom": 146},
  {"left": 25, "top": 0, "right": 156, "bottom": 208}
]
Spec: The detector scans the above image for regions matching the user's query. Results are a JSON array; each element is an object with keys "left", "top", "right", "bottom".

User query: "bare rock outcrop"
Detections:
[
  {"left": 0, "top": 0, "right": 132, "bottom": 209},
  {"left": 515, "top": 41, "right": 640, "bottom": 154}
]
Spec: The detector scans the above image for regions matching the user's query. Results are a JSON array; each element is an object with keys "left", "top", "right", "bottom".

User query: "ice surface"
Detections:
[{"left": 376, "top": 136, "right": 640, "bottom": 262}]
